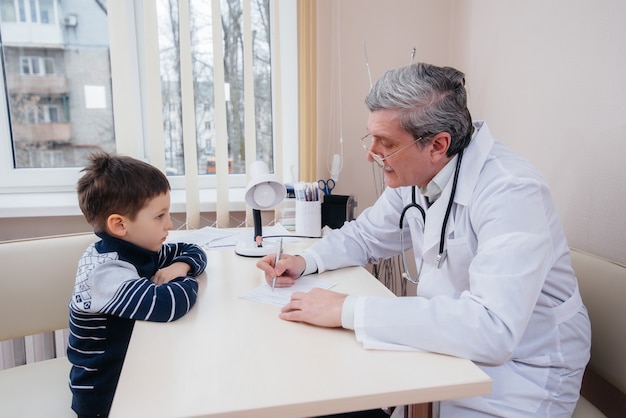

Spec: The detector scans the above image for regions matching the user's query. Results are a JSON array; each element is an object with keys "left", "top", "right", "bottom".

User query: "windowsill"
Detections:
[{"left": 0, "top": 188, "right": 247, "bottom": 218}]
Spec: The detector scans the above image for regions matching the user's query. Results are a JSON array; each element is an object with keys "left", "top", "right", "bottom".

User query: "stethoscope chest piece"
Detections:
[{"left": 436, "top": 250, "right": 447, "bottom": 269}]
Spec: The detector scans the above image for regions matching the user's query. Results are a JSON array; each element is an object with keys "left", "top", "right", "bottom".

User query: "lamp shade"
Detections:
[
  {"left": 235, "top": 160, "right": 286, "bottom": 257},
  {"left": 244, "top": 161, "right": 286, "bottom": 210}
]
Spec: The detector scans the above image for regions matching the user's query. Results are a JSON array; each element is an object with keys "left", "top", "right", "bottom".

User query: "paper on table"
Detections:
[
  {"left": 170, "top": 224, "right": 295, "bottom": 250},
  {"left": 239, "top": 276, "right": 337, "bottom": 307}
]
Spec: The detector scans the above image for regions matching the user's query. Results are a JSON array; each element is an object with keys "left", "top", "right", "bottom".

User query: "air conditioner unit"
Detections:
[{"left": 64, "top": 14, "right": 78, "bottom": 27}]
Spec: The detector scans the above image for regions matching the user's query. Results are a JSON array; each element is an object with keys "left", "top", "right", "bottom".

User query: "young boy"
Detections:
[{"left": 67, "top": 152, "right": 207, "bottom": 417}]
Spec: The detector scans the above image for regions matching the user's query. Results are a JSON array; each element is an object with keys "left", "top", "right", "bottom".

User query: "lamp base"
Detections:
[{"left": 234, "top": 240, "right": 280, "bottom": 257}]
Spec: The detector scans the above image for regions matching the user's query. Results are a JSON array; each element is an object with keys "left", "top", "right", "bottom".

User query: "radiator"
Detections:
[{"left": 0, "top": 329, "right": 69, "bottom": 371}]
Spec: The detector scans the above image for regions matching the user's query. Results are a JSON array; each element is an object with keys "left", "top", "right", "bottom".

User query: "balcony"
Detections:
[
  {"left": 12, "top": 123, "right": 72, "bottom": 144},
  {"left": 6, "top": 75, "right": 69, "bottom": 96},
  {"left": 0, "top": 22, "right": 64, "bottom": 48}
]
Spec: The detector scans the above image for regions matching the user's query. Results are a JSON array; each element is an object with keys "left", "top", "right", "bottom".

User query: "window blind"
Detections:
[{"left": 109, "top": 0, "right": 290, "bottom": 230}]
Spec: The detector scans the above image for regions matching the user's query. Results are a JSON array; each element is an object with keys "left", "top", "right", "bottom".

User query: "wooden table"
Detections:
[{"left": 109, "top": 238, "right": 490, "bottom": 417}]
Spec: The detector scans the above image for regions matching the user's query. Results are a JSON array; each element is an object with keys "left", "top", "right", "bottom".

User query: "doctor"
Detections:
[{"left": 257, "top": 63, "right": 591, "bottom": 417}]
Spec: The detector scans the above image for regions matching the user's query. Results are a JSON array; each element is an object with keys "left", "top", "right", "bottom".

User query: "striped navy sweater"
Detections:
[{"left": 67, "top": 232, "right": 207, "bottom": 416}]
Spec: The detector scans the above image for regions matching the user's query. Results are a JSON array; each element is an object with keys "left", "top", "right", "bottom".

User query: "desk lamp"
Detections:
[{"left": 235, "top": 160, "right": 286, "bottom": 257}]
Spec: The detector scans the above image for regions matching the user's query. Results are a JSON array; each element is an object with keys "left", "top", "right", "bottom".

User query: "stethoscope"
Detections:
[{"left": 399, "top": 149, "right": 464, "bottom": 284}]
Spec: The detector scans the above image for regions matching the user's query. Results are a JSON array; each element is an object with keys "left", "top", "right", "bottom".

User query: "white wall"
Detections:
[
  {"left": 315, "top": 0, "right": 626, "bottom": 265},
  {"left": 451, "top": 0, "right": 626, "bottom": 264},
  {"left": 315, "top": 0, "right": 453, "bottom": 223}
]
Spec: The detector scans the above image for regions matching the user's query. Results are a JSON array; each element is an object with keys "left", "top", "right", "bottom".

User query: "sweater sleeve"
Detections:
[
  {"left": 86, "top": 260, "right": 199, "bottom": 322},
  {"left": 159, "top": 242, "right": 207, "bottom": 276}
]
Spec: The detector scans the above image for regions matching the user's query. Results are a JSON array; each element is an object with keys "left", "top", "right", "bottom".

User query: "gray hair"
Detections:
[{"left": 365, "top": 63, "right": 474, "bottom": 156}]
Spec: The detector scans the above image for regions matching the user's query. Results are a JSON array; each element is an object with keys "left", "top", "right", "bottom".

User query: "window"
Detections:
[
  {"left": 0, "top": 0, "right": 112, "bottom": 178},
  {"left": 0, "top": 0, "right": 297, "bottom": 212},
  {"left": 0, "top": 0, "right": 16, "bottom": 22},
  {"left": 155, "top": 0, "right": 274, "bottom": 177},
  {"left": 20, "top": 56, "right": 54, "bottom": 75},
  {"left": 0, "top": 0, "right": 55, "bottom": 24}
]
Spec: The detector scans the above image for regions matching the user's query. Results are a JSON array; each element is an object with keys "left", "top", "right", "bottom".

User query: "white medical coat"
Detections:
[{"left": 306, "top": 122, "right": 591, "bottom": 417}]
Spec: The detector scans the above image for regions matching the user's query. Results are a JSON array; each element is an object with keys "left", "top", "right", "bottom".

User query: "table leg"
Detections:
[{"left": 408, "top": 403, "right": 431, "bottom": 418}]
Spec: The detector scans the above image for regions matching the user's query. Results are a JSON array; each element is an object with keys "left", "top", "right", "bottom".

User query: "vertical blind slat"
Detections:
[
  {"left": 242, "top": 1, "right": 256, "bottom": 226},
  {"left": 109, "top": 1, "right": 141, "bottom": 158},
  {"left": 141, "top": 0, "right": 167, "bottom": 172},
  {"left": 271, "top": 1, "right": 284, "bottom": 203},
  {"left": 212, "top": 0, "right": 230, "bottom": 227},
  {"left": 270, "top": 1, "right": 286, "bottom": 219},
  {"left": 179, "top": 0, "right": 201, "bottom": 229}
]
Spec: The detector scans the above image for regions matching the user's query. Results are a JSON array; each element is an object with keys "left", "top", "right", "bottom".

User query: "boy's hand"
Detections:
[{"left": 151, "top": 262, "right": 191, "bottom": 285}]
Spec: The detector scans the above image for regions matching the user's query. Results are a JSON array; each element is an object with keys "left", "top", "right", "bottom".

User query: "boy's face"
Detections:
[{"left": 123, "top": 191, "right": 173, "bottom": 252}]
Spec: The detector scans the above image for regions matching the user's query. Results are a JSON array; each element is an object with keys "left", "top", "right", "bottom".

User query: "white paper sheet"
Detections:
[{"left": 239, "top": 276, "right": 337, "bottom": 307}]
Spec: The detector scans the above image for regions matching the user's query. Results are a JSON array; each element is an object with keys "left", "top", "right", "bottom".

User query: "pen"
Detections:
[{"left": 271, "top": 238, "right": 283, "bottom": 292}]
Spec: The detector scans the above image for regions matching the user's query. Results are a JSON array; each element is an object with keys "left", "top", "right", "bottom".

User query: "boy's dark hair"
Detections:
[{"left": 77, "top": 152, "right": 170, "bottom": 232}]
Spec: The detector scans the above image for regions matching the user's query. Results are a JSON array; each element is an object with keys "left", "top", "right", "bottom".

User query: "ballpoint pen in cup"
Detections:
[{"left": 271, "top": 238, "right": 283, "bottom": 291}]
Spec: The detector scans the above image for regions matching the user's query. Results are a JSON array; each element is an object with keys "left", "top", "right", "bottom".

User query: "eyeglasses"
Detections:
[{"left": 360, "top": 133, "right": 423, "bottom": 167}]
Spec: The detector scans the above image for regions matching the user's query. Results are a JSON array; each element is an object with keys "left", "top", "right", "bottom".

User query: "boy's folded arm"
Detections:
[
  {"left": 141, "top": 276, "right": 199, "bottom": 322},
  {"left": 161, "top": 242, "right": 207, "bottom": 276},
  {"left": 91, "top": 261, "right": 199, "bottom": 322},
  {"left": 113, "top": 275, "right": 199, "bottom": 322}
]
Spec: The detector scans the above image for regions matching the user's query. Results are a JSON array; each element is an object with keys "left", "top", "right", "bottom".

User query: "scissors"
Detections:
[{"left": 317, "top": 178, "right": 335, "bottom": 196}]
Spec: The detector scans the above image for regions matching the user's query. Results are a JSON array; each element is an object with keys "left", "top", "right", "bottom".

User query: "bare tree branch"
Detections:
[{"left": 94, "top": 0, "right": 107, "bottom": 15}]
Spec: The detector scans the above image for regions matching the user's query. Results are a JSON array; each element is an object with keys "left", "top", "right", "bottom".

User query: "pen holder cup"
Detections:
[{"left": 295, "top": 200, "right": 322, "bottom": 237}]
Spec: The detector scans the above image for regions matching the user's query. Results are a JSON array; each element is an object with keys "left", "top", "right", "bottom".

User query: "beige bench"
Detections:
[
  {"left": 0, "top": 233, "right": 97, "bottom": 417},
  {"left": 571, "top": 248, "right": 626, "bottom": 418}
]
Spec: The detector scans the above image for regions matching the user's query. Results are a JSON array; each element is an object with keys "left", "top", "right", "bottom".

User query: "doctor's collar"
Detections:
[
  {"left": 420, "top": 124, "right": 480, "bottom": 203},
  {"left": 419, "top": 154, "right": 458, "bottom": 203}
]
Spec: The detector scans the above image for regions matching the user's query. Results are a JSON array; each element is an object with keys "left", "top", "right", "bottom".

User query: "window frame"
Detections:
[
  {"left": 20, "top": 55, "right": 54, "bottom": 75},
  {"left": 0, "top": 0, "right": 298, "bottom": 215}
]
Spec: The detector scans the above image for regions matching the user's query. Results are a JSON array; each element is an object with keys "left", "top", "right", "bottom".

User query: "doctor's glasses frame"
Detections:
[{"left": 360, "top": 133, "right": 425, "bottom": 167}]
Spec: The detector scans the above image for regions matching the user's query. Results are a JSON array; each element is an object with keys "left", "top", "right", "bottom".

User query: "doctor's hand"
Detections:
[
  {"left": 280, "top": 288, "right": 346, "bottom": 327},
  {"left": 256, "top": 253, "right": 306, "bottom": 288}
]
